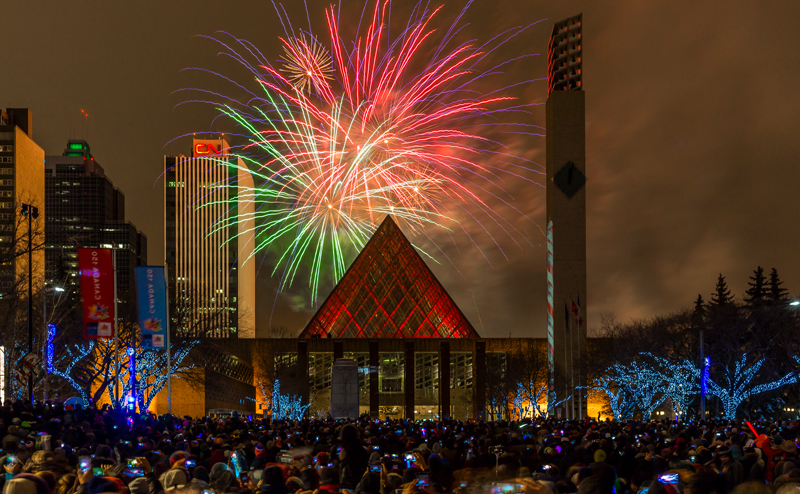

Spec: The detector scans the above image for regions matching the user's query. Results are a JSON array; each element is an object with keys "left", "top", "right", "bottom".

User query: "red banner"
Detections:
[{"left": 78, "top": 248, "right": 115, "bottom": 339}]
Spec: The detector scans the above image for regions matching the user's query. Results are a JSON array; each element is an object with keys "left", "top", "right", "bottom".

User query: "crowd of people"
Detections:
[{"left": 1, "top": 401, "right": 799, "bottom": 494}]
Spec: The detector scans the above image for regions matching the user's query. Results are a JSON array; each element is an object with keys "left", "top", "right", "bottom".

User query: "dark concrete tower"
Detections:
[{"left": 546, "top": 14, "right": 586, "bottom": 420}]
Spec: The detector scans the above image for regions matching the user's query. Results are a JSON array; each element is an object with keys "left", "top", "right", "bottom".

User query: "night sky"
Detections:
[{"left": 4, "top": 1, "right": 799, "bottom": 338}]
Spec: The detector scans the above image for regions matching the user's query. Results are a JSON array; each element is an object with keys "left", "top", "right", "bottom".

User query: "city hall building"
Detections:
[{"left": 155, "top": 214, "right": 604, "bottom": 421}]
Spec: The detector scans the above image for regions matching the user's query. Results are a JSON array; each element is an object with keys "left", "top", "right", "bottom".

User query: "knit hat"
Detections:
[
  {"left": 159, "top": 470, "right": 189, "bottom": 491},
  {"left": 169, "top": 451, "right": 190, "bottom": 466},
  {"left": 286, "top": 477, "right": 305, "bottom": 491},
  {"left": 8, "top": 474, "right": 51, "bottom": 494},
  {"left": 255, "top": 443, "right": 265, "bottom": 454},
  {"left": 2, "top": 479, "right": 38, "bottom": 494},
  {"left": 128, "top": 478, "right": 149, "bottom": 494},
  {"left": 85, "top": 476, "right": 120, "bottom": 494}
]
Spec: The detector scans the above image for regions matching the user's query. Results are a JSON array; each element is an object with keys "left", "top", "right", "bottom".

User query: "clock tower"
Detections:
[{"left": 545, "top": 14, "right": 587, "bottom": 420}]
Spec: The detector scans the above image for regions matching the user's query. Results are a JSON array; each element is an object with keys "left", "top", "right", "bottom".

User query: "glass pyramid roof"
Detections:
[{"left": 300, "top": 216, "right": 479, "bottom": 339}]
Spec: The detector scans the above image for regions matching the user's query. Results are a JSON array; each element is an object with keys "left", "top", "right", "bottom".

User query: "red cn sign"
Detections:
[{"left": 194, "top": 142, "right": 220, "bottom": 156}]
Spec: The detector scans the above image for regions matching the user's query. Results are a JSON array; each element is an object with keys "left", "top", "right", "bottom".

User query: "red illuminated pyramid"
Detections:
[{"left": 300, "top": 216, "right": 479, "bottom": 339}]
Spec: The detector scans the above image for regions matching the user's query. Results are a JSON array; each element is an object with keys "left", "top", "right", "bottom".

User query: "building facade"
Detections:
[
  {"left": 253, "top": 337, "right": 606, "bottom": 422},
  {"left": 164, "top": 137, "right": 255, "bottom": 339},
  {"left": 45, "top": 139, "right": 148, "bottom": 320},
  {"left": 0, "top": 108, "right": 45, "bottom": 298},
  {"left": 546, "top": 14, "right": 588, "bottom": 420}
]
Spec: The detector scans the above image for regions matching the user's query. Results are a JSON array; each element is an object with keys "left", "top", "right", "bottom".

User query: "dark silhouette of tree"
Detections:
[
  {"left": 768, "top": 268, "right": 789, "bottom": 304},
  {"left": 710, "top": 274, "right": 734, "bottom": 307},
  {"left": 744, "top": 266, "right": 767, "bottom": 309},
  {"left": 692, "top": 295, "right": 705, "bottom": 334}
]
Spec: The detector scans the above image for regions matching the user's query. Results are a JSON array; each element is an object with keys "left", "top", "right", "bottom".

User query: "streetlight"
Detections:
[
  {"left": 790, "top": 301, "right": 800, "bottom": 306},
  {"left": 20, "top": 203, "right": 39, "bottom": 403}
]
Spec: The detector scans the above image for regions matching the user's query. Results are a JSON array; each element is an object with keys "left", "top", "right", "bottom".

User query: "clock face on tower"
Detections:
[{"left": 553, "top": 160, "right": 586, "bottom": 198}]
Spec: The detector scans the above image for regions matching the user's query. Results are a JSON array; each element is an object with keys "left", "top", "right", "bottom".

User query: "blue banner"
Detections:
[{"left": 135, "top": 266, "right": 168, "bottom": 350}]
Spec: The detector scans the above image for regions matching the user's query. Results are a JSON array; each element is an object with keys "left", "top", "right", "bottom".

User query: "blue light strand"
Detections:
[
  {"left": 270, "top": 379, "right": 311, "bottom": 420},
  {"left": 640, "top": 354, "right": 700, "bottom": 417},
  {"left": 703, "top": 353, "right": 799, "bottom": 418},
  {"left": 45, "top": 324, "right": 56, "bottom": 374},
  {"left": 580, "top": 374, "right": 635, "bottom": 421},
  {"left": 49, "top": 342, "right": 95, "bottom": 408}
]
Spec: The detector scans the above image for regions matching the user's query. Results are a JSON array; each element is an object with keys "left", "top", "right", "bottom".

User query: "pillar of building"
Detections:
[
  {"left": 333, "top": 341, "right": 344, "bottom": 360},
  {"left": 439, "top": 341, "right": 450, "bottom": 419},
  {"left": 404, "top": 341, "right": 415, "bottom": 420},
  {"left": 473, "top": 340, "right": 485, "bottom": 420},
  {"left": 297, "top": 341, "right": 309, "bottom": 413},
  {"left": 369, "top": 340, "right": 379, "bottom": 418}
]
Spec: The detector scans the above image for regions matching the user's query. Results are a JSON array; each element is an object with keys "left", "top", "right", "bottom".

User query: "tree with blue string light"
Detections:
[
  {"left": 581, "top": 373, "right": 636, "bottom": 421},
  {"left": 690, "top": 353, "right": 799, "bottom": 419}
]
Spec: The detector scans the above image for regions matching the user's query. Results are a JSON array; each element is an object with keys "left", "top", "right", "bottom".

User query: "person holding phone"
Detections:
[{"left": 3, "top": 454, "right": 22, "bottom": 483}]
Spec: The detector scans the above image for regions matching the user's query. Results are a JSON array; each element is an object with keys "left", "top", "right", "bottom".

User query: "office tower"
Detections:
[
  {"left": 164, "top": 137, "right": 255, "bottom": 338},
  {"left": 45, "top": 139, "right": 147, "bottom": 320},
  {"left": 545, "top": 14, "right": 587, "bottom": 419},
  {"left": 0, "top": 108, "right": 45, "bottom": 298}
]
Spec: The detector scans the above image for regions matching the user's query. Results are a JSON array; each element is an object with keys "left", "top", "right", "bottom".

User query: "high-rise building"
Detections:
[
  {"left": 164, "top": 137, "right": 255, "bottom": 339},
  {"left": 45, "top": 139, "right": 147, "bottom": 320},
  {"left": 0, "top": 108, "right": 45, "bottom": 297},
  {"left": 545, "top": 14, "right": 587, "bottom": 420}
]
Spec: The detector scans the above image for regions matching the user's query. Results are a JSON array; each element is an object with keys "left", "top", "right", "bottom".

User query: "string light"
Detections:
[
  {"left": 702, "top": 353, "right": 799, "bottom": 419},
  {"left": 512, "top": 382, "right": 570, "bottom": 419},
  {"left": 641, "top": 354, "right": 699, "bottom": 417},
  {"left": 108, "top": 341, "right": 198, "bottom": 410},
  {"left": 49, "top": 342, "right": 95, "bottom": 407},
  {"left": 581, "top": 374, "right": 636, "bottom": 421},
  {"left": 267, "top": 379, "right": 311, "bottom": 420},
  {"left": 45, "top": 324, "right": 56, "bottom": 374},
  {"left": 606, "top": 361, "right": 667, "bottom": 419}
]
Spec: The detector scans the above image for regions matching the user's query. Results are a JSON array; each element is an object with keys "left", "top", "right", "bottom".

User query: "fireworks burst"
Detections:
[
  {"left": 181, "top": 1, "right": 542, "bottom": 305},
  {"left": 280, "top": 32, "right": 333, "bottom": 92}
]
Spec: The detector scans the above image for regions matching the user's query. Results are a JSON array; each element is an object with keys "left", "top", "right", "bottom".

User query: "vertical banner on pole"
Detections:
[
  {"left": 135, "top": 266, "right": 168, "bottom": 349},
  {"left": 77, "top": 248, "right": 115, "bottom": 339}
]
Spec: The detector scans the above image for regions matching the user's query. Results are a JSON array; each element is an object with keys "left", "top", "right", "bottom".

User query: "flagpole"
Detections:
[
  {"left": 577, "top": 297, "right": 582, "bottom": 420},
  {"left": 164, "top": 262, "right": 172, "bottom": 415},
  {"left": 570, "top": 301, "right": 575, "bottom": 420},
  {"left": 112, "top": 246, "right": 119, "bottom": 408},
  {"left": 564, "top": 302, "right": 569, "bottom": 419}
]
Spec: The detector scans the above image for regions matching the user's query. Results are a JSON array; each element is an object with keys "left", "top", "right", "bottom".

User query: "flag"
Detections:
[
  {"left": 78, "top": 248, "right": 115, "bottom": 339},
  {"left": 136, "top": 266, "right": 168, "bottom": 349},
  {"left": 571, "top": 298, "right": 583, "bottom": 329}
]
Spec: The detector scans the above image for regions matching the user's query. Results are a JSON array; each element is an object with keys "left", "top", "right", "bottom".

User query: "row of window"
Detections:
[
  {"left": 0, "top": 168, "right": 12, "bottom": 175},
  {"left": 0, "top": 145, "right": 13, "bottom": 152},
  {"left": 0, "top": 157, "right": 13, "bottom": 163},
  {"left": 0, "top": 180, "right": 12, "bottom": 186}
]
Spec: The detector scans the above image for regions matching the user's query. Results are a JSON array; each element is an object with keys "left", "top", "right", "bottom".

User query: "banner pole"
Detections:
[
  {"left": 164, "top": 262, "right": 172, "bottom": 415},
  {"left": 113, "top": 246, "right": 119, "bottom": 408}
]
